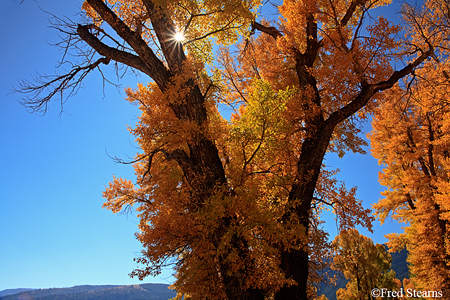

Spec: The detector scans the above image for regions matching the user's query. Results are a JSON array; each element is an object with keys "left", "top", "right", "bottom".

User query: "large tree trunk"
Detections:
[{"left": 275, "top": 123, "right": 334, "bottom": 300}]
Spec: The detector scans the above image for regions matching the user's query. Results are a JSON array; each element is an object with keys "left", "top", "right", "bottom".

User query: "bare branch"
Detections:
[
  {"left": 15, "top": 57, "right": 110, "bottom": 114},
  {"left": 77, "top": 24, "right": 152, "bottom": 75}
]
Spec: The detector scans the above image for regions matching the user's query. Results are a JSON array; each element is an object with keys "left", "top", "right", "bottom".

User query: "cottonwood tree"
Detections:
[
  {"left": 371, "top": 77, "right": 450, "bottom": 295},
  {"left": 18, "top": 0, "right": 436, "bottom": 299},
  {"left": 369, "top": 0, "right": 450, "bottom": 296},
  {"left": 332, "top": 229, "right": 397, "bottom": 300},
  {"left": 370, "top": 69, "right": 450, "bottom": 296}
]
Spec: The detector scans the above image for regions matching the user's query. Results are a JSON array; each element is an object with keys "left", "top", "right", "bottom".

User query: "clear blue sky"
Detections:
[{"left": 0, "top": 0, "right": 402, "bottom": 291}]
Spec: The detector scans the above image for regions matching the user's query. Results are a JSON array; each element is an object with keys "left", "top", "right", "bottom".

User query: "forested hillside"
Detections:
[{"left": 0, "top": 284, "right": 176, "bottom": 300}]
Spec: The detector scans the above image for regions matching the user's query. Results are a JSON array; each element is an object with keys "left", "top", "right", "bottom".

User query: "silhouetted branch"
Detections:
[
  {"left": 15, "top": 57, "right": 111, "bottom": 114},
  {"left": 251, "top": 21, "right": 282, "bottom": 39},
  {"left": 13, "top": 9, "right": 128, "bottom": 114}
]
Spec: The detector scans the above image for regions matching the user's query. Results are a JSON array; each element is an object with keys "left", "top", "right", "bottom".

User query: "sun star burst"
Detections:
[{"left": 174, "top": 32, "right": 184, "bottom": 42}]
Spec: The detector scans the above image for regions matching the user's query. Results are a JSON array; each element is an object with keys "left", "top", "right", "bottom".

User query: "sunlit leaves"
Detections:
[
  {"left": 332, "top": 229, "right": 398, "bottom": 300},
  {"left": 228, "top": 79, "right": 294, "bottom": 181},
  {"left": 370, "top": 55, "right": 450, "bottom": 294}
]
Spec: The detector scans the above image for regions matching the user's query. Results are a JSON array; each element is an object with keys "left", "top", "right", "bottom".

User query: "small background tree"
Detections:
[{"left": 332, "top": 229, "right": 398, "bottom": 300}]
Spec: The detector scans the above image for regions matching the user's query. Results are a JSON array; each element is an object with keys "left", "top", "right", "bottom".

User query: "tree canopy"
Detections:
[{"left": 17, "top": 0, "right": 447, "bottom": 299}]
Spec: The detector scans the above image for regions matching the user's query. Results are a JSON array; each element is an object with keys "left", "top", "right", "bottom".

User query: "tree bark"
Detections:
[{"left": 275, "top": 121, "right": 334, "bottom": 299}]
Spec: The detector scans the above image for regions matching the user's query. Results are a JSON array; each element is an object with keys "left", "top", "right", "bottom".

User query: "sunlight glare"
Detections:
[{"left": 174, "top": 32, "right": 184, "bottom": 42}]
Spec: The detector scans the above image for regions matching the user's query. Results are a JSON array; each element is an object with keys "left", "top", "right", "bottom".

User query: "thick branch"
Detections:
[
  {"left": 326, "top": 48, "right": 433, "bottom": 127},
  {"left": 251, "top": 21, "right": 282, "bottom": 39},
  {"left": 341, "top": 0, "right": 366, "bottom": 27},
  {"left": 142, "top": 0, "right": 186, "bottom": 72},
  {"left": 305, "top": 13, "right": 322, "bottom": 63},
  {"left": 86, "top": 0, "right": 171, "bottom": 90},
  {"left": 77, "top": 25, "right": 151, "bottom": 75},
  {"left": 405, "top": 192, "right": 416, "bottom": 210},
  {"left": 406, "top": 127, "right": 431, "bottom": 178}
]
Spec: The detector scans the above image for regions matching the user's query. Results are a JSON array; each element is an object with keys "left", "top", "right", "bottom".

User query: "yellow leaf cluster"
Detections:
[{"left": 332, "top": 229, "right": 398, "bottom": 300}]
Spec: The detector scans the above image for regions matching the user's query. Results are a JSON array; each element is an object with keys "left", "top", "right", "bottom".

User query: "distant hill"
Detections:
[
  {"left": 0, "top": 283, "right": 176, "bottom": 300},
  {"left": 390, "top": 247, "right": 409, "bottom": 282},
  {"left": 318, "top": 247, "right": 409, "bottom": 300},
  {"left": 0, "top": 289, "right": 36, "bottom": 297},
  {"left": 316, "top": 265, "right": 349, "bottom": 300}
]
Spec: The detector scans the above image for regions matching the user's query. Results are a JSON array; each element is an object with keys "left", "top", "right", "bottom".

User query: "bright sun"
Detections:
[{"left": 174, "top": 32, "right": 184, "bottom": 42}]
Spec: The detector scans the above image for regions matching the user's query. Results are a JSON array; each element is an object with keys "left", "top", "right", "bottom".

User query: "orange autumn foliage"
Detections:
[
  {"left": 370, "top": 2, "right": 450, "bottom": 288},
  {"left": 370, "top": 58, "right": 450, "bottom": 295},
  {"left": 369, "top": 3, "right": 450, "bottom": 294},
  {"left": 370, "top": 1, "right": 450, "bottom": 296}
]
